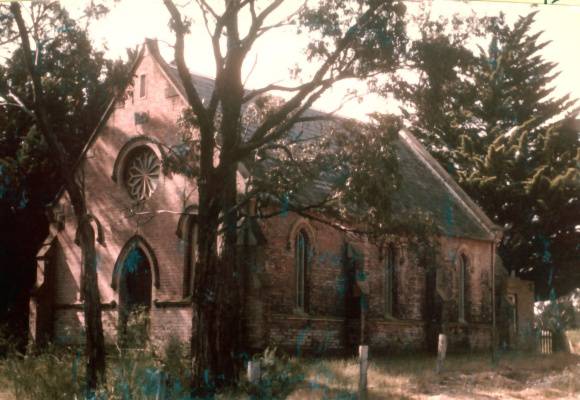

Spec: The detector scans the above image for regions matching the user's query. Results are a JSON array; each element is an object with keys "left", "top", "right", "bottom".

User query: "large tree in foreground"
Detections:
[
  {"left": 3, "top": 1, "right": 130, "bottom": 391},
  {"left": 387, "top": 9, "right": 579, "bottom": 297},
  {"left": 161, "top": 0, "right": 412, "bottom": 393}
]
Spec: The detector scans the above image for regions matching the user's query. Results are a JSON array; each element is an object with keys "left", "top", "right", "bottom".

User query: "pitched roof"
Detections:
[{"left": 394, "top": 131, "right": 500, "bottom": 240}]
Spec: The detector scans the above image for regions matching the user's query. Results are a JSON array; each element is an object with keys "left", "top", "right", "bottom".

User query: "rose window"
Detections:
[{"left": 123, "top": 147, "right": 161, "bottom": 200}]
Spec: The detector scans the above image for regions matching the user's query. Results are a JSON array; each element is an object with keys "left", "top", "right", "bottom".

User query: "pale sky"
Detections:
[{"left": 63, "top": 0, "right": 580, "bottom": 119}]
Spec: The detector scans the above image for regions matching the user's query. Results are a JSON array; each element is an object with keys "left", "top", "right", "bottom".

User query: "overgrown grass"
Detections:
[
  {"left": 0, "top": 336, "right": 192, "bottom": 400},
  {"left": 0, "top": 342, "right": 302, "bottom": 400},
  {"left": 2, "top": 346, "right": 579, "bottom": 399}
]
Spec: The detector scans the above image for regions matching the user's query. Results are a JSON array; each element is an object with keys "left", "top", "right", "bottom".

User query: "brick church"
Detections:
[{"left": 29, "top": 39, "right": 509, "bottom": 355}]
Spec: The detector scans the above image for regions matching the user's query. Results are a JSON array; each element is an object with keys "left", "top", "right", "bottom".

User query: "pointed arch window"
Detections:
[
  {"left": 112, "top": 236, "right": 160, "bottom": 291},
  {"left": 113, "top": 239, "right": 157, "bottom": 347},
  {"left": 458, "top": 253, "right": 469, "bottom": 322},
  {"left": 295, "top": 230, "right": 309, "bottom": 311},
  {"left": 384, "top": 244, "right": 397, "bottom": 318}
]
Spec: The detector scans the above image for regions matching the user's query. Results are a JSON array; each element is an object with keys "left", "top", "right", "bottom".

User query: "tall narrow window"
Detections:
[
  {"left": 183, "top": 217, "right": 197, "bottom": 298},
  {"left": 118, "top": 245, "right": 152, "bottom": 347},
  {"left": 458, "top": 254, "right": 468, "bottom": 322},
  {"left": 384, "top": 244, "right": 396, "bottom": 317},
  {"left": 295, "top": 230, "right": 308, "bottom": 311},
  {"left": 139, "top": 74, "right": 146, "bottom": 98}
]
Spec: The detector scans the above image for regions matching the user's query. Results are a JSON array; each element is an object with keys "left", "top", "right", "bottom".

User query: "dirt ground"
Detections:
[{"left": 408, "top": 363, "right": 580, "bottom": 399}]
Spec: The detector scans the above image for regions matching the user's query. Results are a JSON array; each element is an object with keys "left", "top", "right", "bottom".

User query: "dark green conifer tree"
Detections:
[{"left": 389, "top": 10, "right": 579, "bottom": 297}]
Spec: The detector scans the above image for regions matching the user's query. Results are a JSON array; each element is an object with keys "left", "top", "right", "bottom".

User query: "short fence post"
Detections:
[
  {"left": 436, "top": 334, "right": 447, "bottom": 374},
  {"left": 359, "top": 345, "right": 369, "bottom": 399},
  {"left": 247, "top": 360, "right": 261, "bottom": 384}
]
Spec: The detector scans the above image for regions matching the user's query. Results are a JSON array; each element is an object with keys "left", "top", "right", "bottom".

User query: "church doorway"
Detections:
[{"left": 118, "top": 245, "right": 152, "bottom": 347}]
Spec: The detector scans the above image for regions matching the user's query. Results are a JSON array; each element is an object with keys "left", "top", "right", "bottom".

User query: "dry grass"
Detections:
[{"left": 285, "top": 352, "right": 580, "bottom": 399}]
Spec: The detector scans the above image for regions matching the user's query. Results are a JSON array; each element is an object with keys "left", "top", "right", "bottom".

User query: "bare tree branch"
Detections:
[
  {"left": 237, "top": 3, "right": 388, "bottom": 155},
  {"left": 163, "top": 0, "right": 212, "bottom": 134},
  {"left": 197, "top": 0, "right": 219, "bottom": 20},
  {"left": 239, "top": 0, "right": 284, "bottom": 56},
  {"left": 195, "top": 0, "right": 225, "bottom": 120},
  {"left": 242, "top": 77, "right": 335, "bottom": 103}
]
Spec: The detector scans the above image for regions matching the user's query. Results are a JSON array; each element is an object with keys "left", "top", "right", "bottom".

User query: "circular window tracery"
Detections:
[{"left": 123, "top": 146, "right": 161, "bottom": 201}]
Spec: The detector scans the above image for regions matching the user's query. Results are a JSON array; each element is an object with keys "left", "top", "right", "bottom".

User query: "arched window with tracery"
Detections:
[{"left": 295, "top": 229, "right": 309, "bottom": 311}]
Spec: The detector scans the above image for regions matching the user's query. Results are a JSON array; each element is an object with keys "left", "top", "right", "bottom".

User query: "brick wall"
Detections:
[
  {"left": 506, "top": 275, "right": 536, "bottom": 349},
  {"left": 255, "top": 212, "right": 494, "bottom": 354}
]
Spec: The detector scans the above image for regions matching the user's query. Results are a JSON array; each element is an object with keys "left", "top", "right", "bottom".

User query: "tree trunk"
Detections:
[
  {"left": 191, "top": 186, "right": 220, "bottom": 395},
  {"left": 78, "top": 217, "right": 106, "bottom": 390},
  {"left": 190, "top": 168, "right": 242, "bottom": 394},
  {"left": 216, "top": 162, "right": 242, "bottom": 383},
  {"left": 9, "top": 3, "right": 106, "bottom": 392},
  {"left": 190, "top": 17, "right": 245, "bottom": 392}
]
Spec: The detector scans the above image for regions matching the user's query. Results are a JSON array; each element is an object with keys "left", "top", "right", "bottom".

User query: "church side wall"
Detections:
[
  {"left": 253, "top": 213, "right": 494, "bottom": 355},
  {"left": 438, "top": 236, "right": 494, "bottom": 351}
]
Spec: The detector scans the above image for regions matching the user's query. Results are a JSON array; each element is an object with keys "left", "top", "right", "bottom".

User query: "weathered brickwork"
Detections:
[
  {"left": 30, "top": 40, "right": 497, "bottom": 357},
  {"left": 366, "top": 320, "right": 426, "bottom": 353},
  {"left": 505, "top": 275, "right": 536, "bottom": 350},
  {"left": 255, "top": 213, "right": 494, "bottom": 354}
]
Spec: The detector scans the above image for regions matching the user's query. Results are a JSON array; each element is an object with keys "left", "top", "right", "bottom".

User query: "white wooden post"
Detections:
[
  {"left": 359, "top": 345, "right": 369, "bottom": 399},
  {"left": 247, "top": 360, "right": 261, "bottom": 384},
  {"left": 436, "top": 334, "right": 447, "bottom": 374}
]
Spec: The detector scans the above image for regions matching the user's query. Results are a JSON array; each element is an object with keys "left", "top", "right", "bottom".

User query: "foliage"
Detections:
[
  {"left": 0, "top": 1, "right": 132, "bottom": 210},
  {"left": 535, "top": 289, "right": 580, "bottom": 332},
  {"left": 385, "top": 7, "right": 579, "bottom": 297}
]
